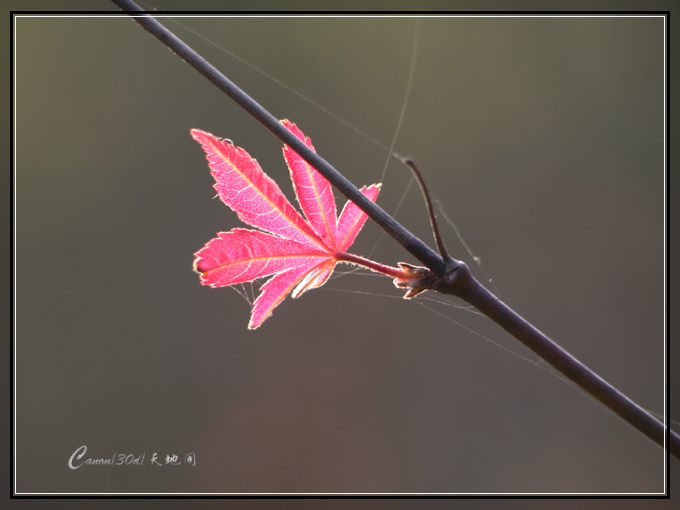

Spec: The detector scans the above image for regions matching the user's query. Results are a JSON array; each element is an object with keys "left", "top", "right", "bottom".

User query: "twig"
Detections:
[
  {"left": 110, "top": 0, "right": 676, "bottom": 460},
  {"left": 398, "top": 157, "right": 449, "bottom": 260}
]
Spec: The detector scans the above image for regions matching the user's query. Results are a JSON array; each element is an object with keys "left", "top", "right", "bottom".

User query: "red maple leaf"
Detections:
[{"left": 192, "top": 120, "right": 415, "bottom": 329}]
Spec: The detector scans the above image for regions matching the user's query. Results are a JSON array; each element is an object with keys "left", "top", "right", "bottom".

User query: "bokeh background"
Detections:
[{"left": 14, "top": 1, "right": 672, "bottom": 495}]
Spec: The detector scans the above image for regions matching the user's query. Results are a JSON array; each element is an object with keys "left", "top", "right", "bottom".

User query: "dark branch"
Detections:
[{"left": 111, "top": 0, "right": 678, "bottom": 459}]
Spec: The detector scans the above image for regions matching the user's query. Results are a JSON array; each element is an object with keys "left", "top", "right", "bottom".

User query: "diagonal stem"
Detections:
[{"left": 111, "top": 0, "right": 676, "bottom": 460}]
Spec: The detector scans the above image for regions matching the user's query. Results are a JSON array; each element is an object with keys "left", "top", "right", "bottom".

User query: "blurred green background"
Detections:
[{"left": 14, "top": 2, "right": 669, "bottom": 495}]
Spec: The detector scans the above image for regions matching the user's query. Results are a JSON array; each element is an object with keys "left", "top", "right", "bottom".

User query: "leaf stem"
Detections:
[{"left": 334, "top": 252, "right": 412, "bottom": 280}]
